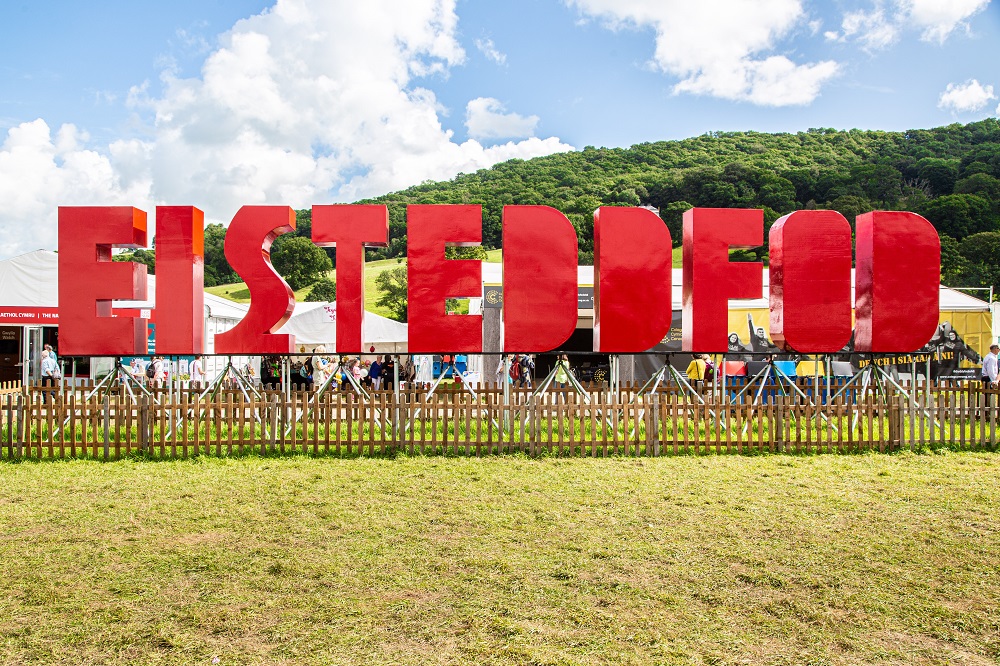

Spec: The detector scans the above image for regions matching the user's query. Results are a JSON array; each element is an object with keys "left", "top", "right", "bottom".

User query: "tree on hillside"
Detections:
[
  {"left": 204, "top": 223, "right": 239, "bottom": 286},
  {"left": 347, "top": 119, "right": 1000, "bottom": 261},
  {"left": 657, "top": 201, "right": 693, "bottom": 247},
  {"left": 916, "top": 157, "right": 959, "bottom": 196},
  {"left": 954, "top": 173, "right": 1000, "bottom": 205},
  {"left": 445, "top": 246, "right": 488, "bottom": 261},
  {"left": 920, "top": 194, "right": 996, "bottom": 240},
  {"left": 305, "top": 278, "right": 336, "bottom": 302},
  {"left": 957, "top": 231, "right": 1000, "bottom": 291},
  {"left": 113, "top": 249, "right": 156, "bottom": 274},
  {"left": 375, "top": 267, "right": 408, "bottom": 321},
  {"left": 271, "top": 236, "right": 333, "bottom": 290}
]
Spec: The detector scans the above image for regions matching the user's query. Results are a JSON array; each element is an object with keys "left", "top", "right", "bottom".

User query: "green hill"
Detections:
[{"left": 194, "top": 120, "right": 1000, "bottom": 308}]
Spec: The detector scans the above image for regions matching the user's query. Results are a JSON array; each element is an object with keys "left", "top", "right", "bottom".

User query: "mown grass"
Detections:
[{"left": 0, "top": 453, "right": 997, "bottom": 665}]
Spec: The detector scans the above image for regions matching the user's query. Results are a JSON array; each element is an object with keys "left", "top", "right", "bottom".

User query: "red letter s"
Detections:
[{"left": 214, "top": 206, "right": 297, "bottom": 354}]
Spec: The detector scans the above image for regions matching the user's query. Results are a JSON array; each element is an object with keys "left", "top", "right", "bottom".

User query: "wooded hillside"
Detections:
[
  {"left": 136, "top": 119, "right": 1000, "bottom": 294},
  {"left": 356, "top": 118, "right": 1000, "bottom": 290}
]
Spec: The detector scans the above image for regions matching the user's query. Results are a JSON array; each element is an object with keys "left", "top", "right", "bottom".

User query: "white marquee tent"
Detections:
[{"left": 275, "top": 302, "right": 409, "bottom": 353}]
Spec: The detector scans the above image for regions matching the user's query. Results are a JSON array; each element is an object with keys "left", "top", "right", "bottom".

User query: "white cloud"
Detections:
[
  {"left": 465, "top": 97, "right": 539, "bottom": 140},
  {"left": 565, "top": 0, "right": 839, "bottom": 106},
  {"left": 828, "top": 0, "right": 989, "bottom": 50},
  {"left": 938, "top": 79, "right": 996, "bottom": 113},
  {"left": 904, "top": 0, "right": 990, "bottom": 43},
  {"left": 830, "top": 8, "right": 899, "bottom": 50},
  {"left": 475, "top": 37, "right": 506, "bottom": 65},
  {"left": 0, "top": 120, "right": 153, "bottom": 258},
  {"left": 0, "top": 0, "right": 573, "bottom": 258}
]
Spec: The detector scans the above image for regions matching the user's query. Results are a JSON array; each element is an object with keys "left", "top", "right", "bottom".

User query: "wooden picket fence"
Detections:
[{"left": 0, "top": 380, "right": 997, "bottom": 459}]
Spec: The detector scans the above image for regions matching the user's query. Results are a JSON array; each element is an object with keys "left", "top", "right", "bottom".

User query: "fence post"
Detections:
[
  {"left": 268, "top": 394, "right": 280, "bottom": 455},
  {"left": 15, "top": 393, "right": 24, "bottom": 458},
  {"left": 139, "top": 396, "right": 150, "bottom": 455},
  {"left": 102, "top": 396, "right": 110, "bottom": 460},
  {"left": 888, "top": 395, "right": 902, "bottom": 451},
  {"left": 649, "top": 393, "right": 660, "bottom": 456},
  {"left": 774, "top": 397, "right": 785, "bottom": 453}
]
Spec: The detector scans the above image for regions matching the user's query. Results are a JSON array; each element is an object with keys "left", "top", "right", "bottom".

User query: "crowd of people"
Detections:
[{"left": 263, "top": 349, "right": 419, "bottom": 392}]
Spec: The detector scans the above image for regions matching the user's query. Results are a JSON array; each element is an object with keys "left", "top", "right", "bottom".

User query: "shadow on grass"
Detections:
[{"left": 0, "top": 439, "right": 995, "bottom": 465}]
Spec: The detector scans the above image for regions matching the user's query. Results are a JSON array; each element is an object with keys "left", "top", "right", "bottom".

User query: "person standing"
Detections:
[
  {"left": 686, "top": 354, "right": 708, "bottom": 387},
  {"left": 40, "top": 349, "right": 59, "bottom": 403},
  {"left": 369, "top": 356, "right": 383, "bottom": 391},
  {"left": 383, "top": 356, "right": 396, "bottom": 391},
  {"left": 981, "top": 344, "right": 998, "bottom": 388},
  {"left": 349, "top": 357, "right": 363, "bottom": 387},
  {"left": 400, "top": 356, "right": 416, "bottom": 387},
  {"left": 130, "top": 357, "right": 142, "bottom": 381},
  {"left": 517, "top": 353, "right": 534, "bottom": 389},
  {"left": 151, "top": 356, "right": 167, "bottom": 386},
  {"left": 553, "top": 354, "right": 571, "bottom": 401},
  {"left": 190, "top": 355, "right": 205, "bottom": 389},
  {"left": 312, "top": 346, "right": 331, "bottom": 389}
]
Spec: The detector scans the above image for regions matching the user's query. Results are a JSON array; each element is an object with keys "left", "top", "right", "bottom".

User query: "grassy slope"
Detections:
[
  {"left": 1, "top": 453, "right": 997, "bottom": 665},
  {"left": 205, "top": 247, "right": 683, "bottom": 318}
]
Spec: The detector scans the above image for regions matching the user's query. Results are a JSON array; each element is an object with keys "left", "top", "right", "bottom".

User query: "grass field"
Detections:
[
  {"left": 204, "top": 247, "right": 685, "bottom": 318},
  {"left": 1, "top": 452, "right": 997, "bottom": 665}
]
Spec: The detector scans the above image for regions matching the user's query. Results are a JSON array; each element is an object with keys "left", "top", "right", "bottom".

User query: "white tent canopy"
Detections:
[
  {"left": 276, "top": 302, "right": 409, "bottom": 352},
  {"left": 0, "top": 250, "right": 59, "bottom": 306}
]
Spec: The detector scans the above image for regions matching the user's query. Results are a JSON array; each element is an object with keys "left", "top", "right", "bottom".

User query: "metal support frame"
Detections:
[
  {"left": 199, "top": 356, "right": 262, "bottom": 404},
  {"left": 729, "top": 357, "right": 835, "bottom": 435},
  {"left": 405, "top": 360, "right": 500, "bottom": 435},
  {"left": 631, "top": 354, "right": 726, "bottom": 436},
  {"left": 830, "top": 355, "right": 939, "bottom": 431},
  {"left": 518, "top": 358, "right": 617, "bottom": 437},
  {"left": 289, "top": 358, "right": 381, "bottom": 437},
  {"left": 61, "top": 357, "right": 156, "bottom": 430}
]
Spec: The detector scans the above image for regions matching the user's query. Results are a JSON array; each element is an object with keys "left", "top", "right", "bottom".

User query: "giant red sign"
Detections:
[{"left": 56, "top": 205, "right": 941, "bottom": 355}]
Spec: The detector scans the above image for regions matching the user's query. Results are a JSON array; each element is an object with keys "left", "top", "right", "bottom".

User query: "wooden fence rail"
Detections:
[{"left": 1, "top": 381, "right": 997, "bottom": 459}]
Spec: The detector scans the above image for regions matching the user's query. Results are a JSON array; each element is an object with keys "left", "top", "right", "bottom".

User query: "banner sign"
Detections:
[
  {"left": 0, "top": 307, "right": 60, "bottom": 324},
  {"left": 56, "top": 205, "right": 941, "bottom": 356}
]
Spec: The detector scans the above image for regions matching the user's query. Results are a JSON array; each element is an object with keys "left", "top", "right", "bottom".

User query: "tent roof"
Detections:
[
  {"left": 275, "top": 302, "right": 408, "bottom": 348},
  {"left": 0, "top": 251, "right": 250, "bottom": 320},
  {"left": 0, "top": 250, "right": 59, "bottom": 307}
]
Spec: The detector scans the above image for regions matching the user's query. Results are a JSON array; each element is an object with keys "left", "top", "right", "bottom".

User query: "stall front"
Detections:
[
  {"left": 478, "top": 262, "right": 993, "bottom": 385},
  {"left": 0, "top": 250, "right": 64, "bottom": 384}
]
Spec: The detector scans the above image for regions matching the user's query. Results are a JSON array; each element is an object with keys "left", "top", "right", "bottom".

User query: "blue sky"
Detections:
[{"left": 0, "top": 0, "right": 997, "bottom": 258}]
